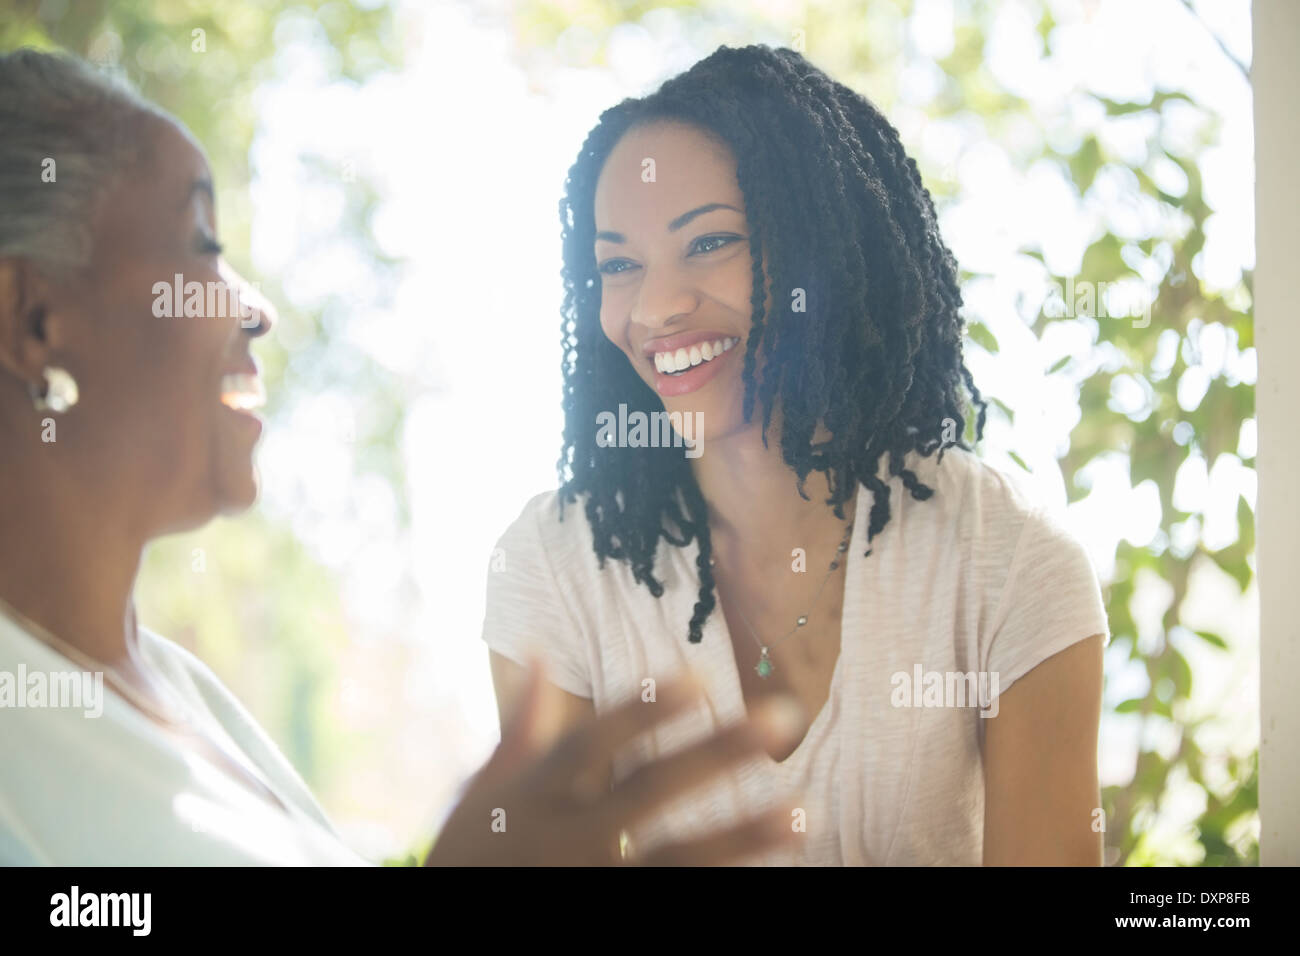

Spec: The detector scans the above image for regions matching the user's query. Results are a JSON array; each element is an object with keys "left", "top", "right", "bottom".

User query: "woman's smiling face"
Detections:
[
  {"left": 593, "top": 120, "right": 765, "bottom": 442},
  {"left": 26, "top": 112, "right": 274, "bottom": 535}
]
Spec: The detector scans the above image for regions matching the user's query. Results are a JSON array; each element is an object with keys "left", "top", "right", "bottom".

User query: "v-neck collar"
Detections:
[{"left": 690, "top": 486, "right": 868, "bottom": 773}]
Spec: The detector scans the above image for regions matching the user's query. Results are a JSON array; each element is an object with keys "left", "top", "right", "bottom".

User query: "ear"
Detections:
[{"left": 0, "top": 258, "right": 55, "bottom": 388}]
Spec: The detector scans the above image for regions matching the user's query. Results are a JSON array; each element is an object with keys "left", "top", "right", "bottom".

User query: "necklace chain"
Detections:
[
  {"left": 711, "top": 519, "right": 854, "bottom": 679},
  {"left": 0, "top": 592, "right": 198, "bottom": 732}
]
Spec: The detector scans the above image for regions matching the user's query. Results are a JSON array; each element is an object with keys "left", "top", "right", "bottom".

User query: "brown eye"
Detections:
[
  {"left": 598, "top": 258, "right": 636, "bottom": 276},
  {"left": 690, "top": 234, "right": 743, "bottom": 255}
]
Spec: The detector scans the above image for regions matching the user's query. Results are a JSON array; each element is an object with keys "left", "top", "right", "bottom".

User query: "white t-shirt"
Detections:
[
  {"left": 481, "top": 446, "right": 1111, "bottom": 865},
  {"left": 0, "top": 609, "right": 369, "bottom": 865}
]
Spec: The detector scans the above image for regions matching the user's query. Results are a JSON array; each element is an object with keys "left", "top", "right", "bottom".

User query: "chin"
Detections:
[
  {"left": 658, "top": 386, "right": 749, "bottom": 443},
  {"left": 151, "top": 453, "right": 259, "bottom": 537},
  {"left": 209, "top": 415, "right": 264, "bottom": 515},
  {"left": 215, "top": 466, "right": 260, "bottom": 516}
]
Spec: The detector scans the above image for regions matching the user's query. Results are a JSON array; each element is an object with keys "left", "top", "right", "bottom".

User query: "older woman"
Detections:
[{"left": 0, "top": 48, "right": 803, "bottom": 866}]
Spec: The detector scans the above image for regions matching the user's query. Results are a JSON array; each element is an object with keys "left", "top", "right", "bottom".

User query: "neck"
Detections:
[
  {"left": 0, "top": 451, "right": 145, "bottom": 669},
  {"left": 689, "top": 418, "right": 855, "bottom": 566}
]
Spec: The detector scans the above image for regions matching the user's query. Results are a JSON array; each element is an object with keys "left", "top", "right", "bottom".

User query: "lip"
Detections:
[
  {"left": 219, "top": 401, "right": 264, "bottom": 438},
  {"left": 640, "top": 329, "right": 736, "bottom": 361},
  {"left": 219, "top": 357, "right": 265, "bottom": 434},
  {"left": 650, "top": 337, "right": 739, "bottom": 398}
]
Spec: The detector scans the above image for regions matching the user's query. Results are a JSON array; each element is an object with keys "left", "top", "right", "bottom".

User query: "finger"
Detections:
[
  {"left": 636, "top": 808, "right": 798, "bottom": 866},
  {"left": 598, "top": 697, "right": 803, "bottom": 827},
  {"left": 543, "top": 672, "right": 707, "bottom": 778}
]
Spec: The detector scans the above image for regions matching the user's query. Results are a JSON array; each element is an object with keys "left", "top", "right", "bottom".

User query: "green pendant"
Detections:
[{"left": 756, "top": 651, "right": 774, "bottom": 678}]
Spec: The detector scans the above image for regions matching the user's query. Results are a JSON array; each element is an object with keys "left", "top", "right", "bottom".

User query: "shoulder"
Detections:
[
  {"left": 892, "top": 447, "right": 1104, "bottom": 626},
  {"left": 136, "top": 628, "right": 342, "bottom": 832},
  {"left": 0, "top": 621, "right": 186, "bottom": 862},
  {"left": 490, "top": 487, "right": 604, "bottom": 575},
  {"left": 918, "top": 445, "right": 1041, "bottom": 513},
  {"left": 897, "top": 446, "right": 1047, "bottom": 556},
  {"left": 937, "top": 449, "right": 1095, "bottom": 572},
  {"left": 135, "top": 628, "right": 278, "bottom": 765},
  {"left": 497, "top": 488, "right": 566, "bottom": 536},
  {"left": 135, "top": 628, "right": 290, "bottom": 756},
  {"left": 136, "top": 627, "right": 234, "bottom": 715},
  {"left": 922, "top": 452, "right": 1110, "bottom": 643}
]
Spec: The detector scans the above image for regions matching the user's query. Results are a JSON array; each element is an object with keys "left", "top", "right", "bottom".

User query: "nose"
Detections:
[
  {"left": 238, "top": 282, "right": 276, "bottom": 339},
  {"left": 630, "top": 263, "right": 700, "bottom": 331},
  {"left": 220, "top": 260, "right": 276, "bottom": 339}
]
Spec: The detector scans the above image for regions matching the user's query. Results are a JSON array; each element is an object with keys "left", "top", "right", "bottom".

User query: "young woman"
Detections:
[
  {"left": 483, "top": 44, "right": 1110, "bottom": 865},
  {"left": 0, "top": 48, "right": 804, "bottom": 866}
]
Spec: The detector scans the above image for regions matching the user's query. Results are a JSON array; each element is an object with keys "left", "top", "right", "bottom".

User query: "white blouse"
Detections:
[
  {"left": 481, "top": 447, "right": 1111, "bottom": 865},
  {"left": 0, "top": 609, "right": 368, "bottom": 865}
]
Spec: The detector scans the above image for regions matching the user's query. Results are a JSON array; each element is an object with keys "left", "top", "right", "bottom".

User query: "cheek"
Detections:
[
  {"left": 597, "top": 289, "right": 628, "bottom": 349},
  {"left": 140, "top": 324, "right": 217, "bottom": 447},
  {"left": 598, "top": 303, "right": 652, "bottom": 385},
  {"left": 94, "top": 303, "right": 224, "bottom": 455},
  {"left": 714, "top": 256, "right": 757, "bottom": 326},
  {"left": 138, "top": 277, "right": 225, "bottom": 392}
]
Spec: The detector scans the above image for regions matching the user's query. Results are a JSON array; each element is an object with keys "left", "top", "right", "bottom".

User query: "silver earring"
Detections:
[{"left": 30, "top": 366, "right": 79, "bottom": 414}]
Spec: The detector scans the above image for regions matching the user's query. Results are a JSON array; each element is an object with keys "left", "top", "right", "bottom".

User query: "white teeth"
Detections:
[
  {"left": 220, "top": 373, "right": 265, "bottom": 411},
  {"left": 653, "top": 337, "right": 740, "bottom": 374}
]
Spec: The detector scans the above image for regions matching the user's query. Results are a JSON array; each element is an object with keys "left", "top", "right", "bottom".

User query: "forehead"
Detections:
[
  {"left": 148, "top": 114, "right": 210, "bottom": 185},
  {"left": 91, "top": 114, "right": 212, "bottom": 248},
  {"left": 594, "top": 120, "right": 744, "bottom": 228}
]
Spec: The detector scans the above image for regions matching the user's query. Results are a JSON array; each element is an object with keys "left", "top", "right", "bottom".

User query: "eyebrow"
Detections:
[{"left": 595, "top": 202, "right": 742, "bottom": 244}]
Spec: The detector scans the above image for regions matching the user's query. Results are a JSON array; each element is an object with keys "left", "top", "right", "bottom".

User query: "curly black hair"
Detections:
[{"left": 556, "top": 44, "right": 987, "bottom": 644}]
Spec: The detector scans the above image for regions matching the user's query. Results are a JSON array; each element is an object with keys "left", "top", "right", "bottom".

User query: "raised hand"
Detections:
[{"left": 424, "top": 659, "right": 804, "bottom": 866}]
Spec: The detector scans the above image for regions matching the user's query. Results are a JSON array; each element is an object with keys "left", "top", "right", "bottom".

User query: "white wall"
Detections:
[{"left": 1253, "top": 0, "right": 1299, "bottom": 865}]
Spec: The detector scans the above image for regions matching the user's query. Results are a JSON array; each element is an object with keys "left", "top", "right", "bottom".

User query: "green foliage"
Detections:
[
  {"left": 969, "top": 25, "right": 1256, "bottom": 865},
  {"left": 1039, "top": 89, "right": 1257, "bottom": 866}
]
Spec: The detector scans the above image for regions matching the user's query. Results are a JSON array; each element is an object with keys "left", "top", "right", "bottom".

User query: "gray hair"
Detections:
[{"left": 0, "top": 48, "right": 162, "bottom": 277}]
